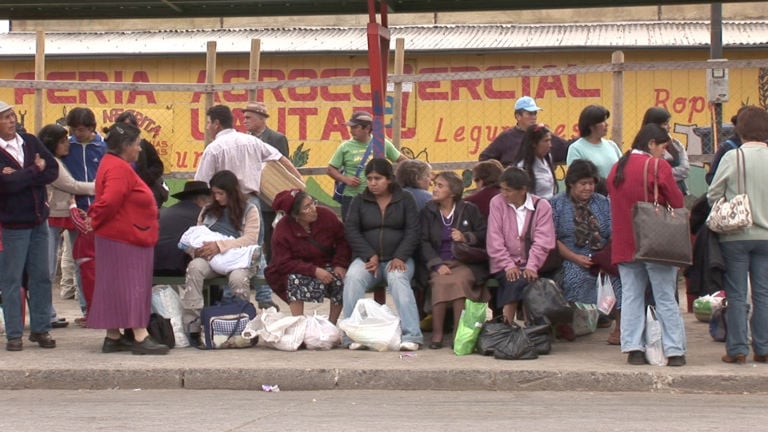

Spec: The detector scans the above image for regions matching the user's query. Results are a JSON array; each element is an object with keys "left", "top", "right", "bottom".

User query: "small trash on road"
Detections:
[{"left": 262, "top": 384, "right": 280, "bottom": 392}]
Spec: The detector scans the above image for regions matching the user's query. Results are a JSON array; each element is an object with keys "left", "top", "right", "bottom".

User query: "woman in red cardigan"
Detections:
[
  {"left": 265, "top": 189, "right": 351, "bottom": 324},
  {"left": 607, "top": 123, "right": 686, "bottom": 367},
  {"left": 87, "top": 123, "right": 166, "bottom": 355}
]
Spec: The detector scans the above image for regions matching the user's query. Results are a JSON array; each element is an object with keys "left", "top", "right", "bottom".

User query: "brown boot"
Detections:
[{"left": 607, "top": 310, "right": 621, "bottom": 345}]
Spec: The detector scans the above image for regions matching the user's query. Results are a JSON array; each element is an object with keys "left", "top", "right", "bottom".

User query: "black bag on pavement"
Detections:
[
  {"left": 476, "top": 318, "right": 538, "bottom": 360},
  {"left": 523, "top": 323, "right": 552, "bottom": 355},
  {"left": 147, "top": 312, "right": 175, "bottom": 349},
  {"left": 522, "top": 278, "right": 574, "bottom": 325}
]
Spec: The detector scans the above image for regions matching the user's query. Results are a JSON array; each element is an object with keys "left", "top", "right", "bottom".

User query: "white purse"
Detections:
[{"left": 706, "top": 148, "right": 753, "bottom": 234}]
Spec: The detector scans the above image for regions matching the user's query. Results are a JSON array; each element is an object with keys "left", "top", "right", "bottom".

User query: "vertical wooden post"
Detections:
[
  {"left": 248, "top": 39, "right": 262, "bottom": 102},
  {"left": 392, "top": 38, "right": 405, "bottom": 149},
  {"left": 205, "top": 41, "right": 217, "bottom": 145},
  {"left": 34, "top": 31, "right": 45, "bottom": 133},
  {"left": 611, "top": 50, "right": 625, "bottom": 147}
]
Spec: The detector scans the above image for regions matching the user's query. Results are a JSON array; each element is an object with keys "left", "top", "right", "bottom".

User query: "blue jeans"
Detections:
[
  {"left": 618, "top": 261, "right": 686, "bottom": 357},
  {"left": 719, "top": 240, "right": 768, "bottom": 357},
  {"left": 48, "top": 225, "right": 85, "bottom": 314},
  {"left": 246, "top": 196, "right": 274, "bottom": 304},
  {"left": 0, "top": 224, "right": 53, "bottom": 340},
  {"left": 342, "top": 257, "right": 423, "bottom": 345}
]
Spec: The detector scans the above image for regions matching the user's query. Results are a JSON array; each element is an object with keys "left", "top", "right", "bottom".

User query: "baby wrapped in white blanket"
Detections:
[{"left": 178, "top": 225, "right": 260, "bottom": 275}]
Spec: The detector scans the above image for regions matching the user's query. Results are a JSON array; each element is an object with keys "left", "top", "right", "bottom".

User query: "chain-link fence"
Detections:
[{"left": 2, "top": 51, "right": 767, "bottom": 204}]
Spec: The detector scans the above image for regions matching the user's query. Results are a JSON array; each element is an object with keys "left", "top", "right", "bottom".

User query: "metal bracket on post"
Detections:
[{"left": 366, "top": 0, "right": 390, "bottom": 158}]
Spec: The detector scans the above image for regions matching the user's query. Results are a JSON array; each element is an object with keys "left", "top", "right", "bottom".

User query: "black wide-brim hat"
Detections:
[{"left": 171, "top": 180, "right": 211, "bottom": 200}]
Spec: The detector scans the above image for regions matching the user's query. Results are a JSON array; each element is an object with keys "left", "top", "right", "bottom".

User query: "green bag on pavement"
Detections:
[{"left": 453, "top": 299, "right": 488, "bottom": 356}]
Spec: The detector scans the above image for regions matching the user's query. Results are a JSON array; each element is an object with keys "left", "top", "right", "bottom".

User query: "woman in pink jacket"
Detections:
[{"left": 487, "top": 167, "right": 556, "bottom": 324}]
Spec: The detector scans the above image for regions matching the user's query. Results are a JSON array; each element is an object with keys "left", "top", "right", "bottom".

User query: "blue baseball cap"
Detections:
[{"left": 514, "top": 96, "right": 543, "bottom": 112}]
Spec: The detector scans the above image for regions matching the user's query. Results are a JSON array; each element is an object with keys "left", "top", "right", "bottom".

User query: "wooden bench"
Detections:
[{"left": 151, "top": 275, "right": 268, "bottom": 306}]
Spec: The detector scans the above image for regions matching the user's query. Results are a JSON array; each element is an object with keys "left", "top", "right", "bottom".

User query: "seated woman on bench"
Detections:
[{"left": 180, "top": 170, "right": 261, "bottom": 338}]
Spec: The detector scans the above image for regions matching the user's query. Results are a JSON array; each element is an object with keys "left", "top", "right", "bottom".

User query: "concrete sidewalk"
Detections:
[{"left": 1, "top": 289, "right": 765, "bottom": 394}]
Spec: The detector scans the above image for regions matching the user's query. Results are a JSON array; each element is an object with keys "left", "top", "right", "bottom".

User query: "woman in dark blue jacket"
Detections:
[{"left": 342, "top": 158, "right": 423, "bottom": 351}]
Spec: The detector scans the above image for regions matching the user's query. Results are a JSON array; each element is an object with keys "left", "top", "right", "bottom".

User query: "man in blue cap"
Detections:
[{"left": 479, "top": 96, "right": 569, "bottom": 166}]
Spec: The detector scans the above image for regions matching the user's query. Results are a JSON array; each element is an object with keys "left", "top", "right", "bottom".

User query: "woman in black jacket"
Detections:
[
  {"left": 419, "top": 171, "right": 489, "bottom": 349},
  {"left": 342, "top": 158, "right": 423, "bottom": 351}
]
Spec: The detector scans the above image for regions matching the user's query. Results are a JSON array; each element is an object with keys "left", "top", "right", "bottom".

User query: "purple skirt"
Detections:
[{"left": 87, "top": 235, "right": 153, "bottom": 329}]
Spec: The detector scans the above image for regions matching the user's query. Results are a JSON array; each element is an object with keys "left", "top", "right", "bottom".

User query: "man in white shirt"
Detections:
[{"left": 194, "top": 105, "right": 301, "bottom": 311}]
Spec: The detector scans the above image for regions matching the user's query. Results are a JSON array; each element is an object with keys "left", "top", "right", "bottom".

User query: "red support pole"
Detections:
[{"left": 366, "top": 0, "right": 390, "bottom": 158}]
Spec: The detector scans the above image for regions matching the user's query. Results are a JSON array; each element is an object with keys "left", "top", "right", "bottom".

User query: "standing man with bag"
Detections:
[
  {"left": 327, "top": 111, "right": 407, "bottom": 221},
  {"left": 607, "top": 123, "right": 686, "bottom": 367}
]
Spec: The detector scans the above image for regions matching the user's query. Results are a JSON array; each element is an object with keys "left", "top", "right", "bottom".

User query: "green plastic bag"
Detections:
[{"left": 453, "top": 299, "right": 488, "bottom": 356}]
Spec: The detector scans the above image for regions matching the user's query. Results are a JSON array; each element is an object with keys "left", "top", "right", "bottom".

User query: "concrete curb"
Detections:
[{"left": 2, "top": 367, "right": 766, "bottom": 394}]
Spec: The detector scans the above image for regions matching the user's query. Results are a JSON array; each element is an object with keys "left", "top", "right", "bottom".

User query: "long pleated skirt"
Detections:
[{"left": 87, "top": 235, "right": 153, "bottom": 329}]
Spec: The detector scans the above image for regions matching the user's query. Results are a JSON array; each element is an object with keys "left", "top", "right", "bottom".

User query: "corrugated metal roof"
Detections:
[{"left": 1, "top": 21, "right": 767, "bottom": 57}]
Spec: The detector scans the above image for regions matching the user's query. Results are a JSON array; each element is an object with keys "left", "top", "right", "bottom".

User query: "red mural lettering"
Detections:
[
  {"left": 287, "top": 107, "right": 318, "bottom": 140},
  {"left": 223, "top": 69, "right": 249, "bottom": 102},
  {"left": 434, "top": 117, "right": 448, "bottom": 143},
  {"left": 352, "top": 68, "right": 372, "bottom": 101},
  {"left": 257, "top": 69, "right": 288, "bottom": 102},
  {"left": 13, "top": 72, "right": 34, "bottom": 103},
  {"left": 567, "top": 64, "right": 600, "bottom": 97},
  {"left": 534, "top": 65, "right": 566, "bottom": 98},
  {"left": 114, "top": 71, "right": 124, "bottom": 104},
  {"left": 287, "top": 69, "right": 319, "bottom": 101},
  {"left": 450, "top": 67, "right": 482, "bottom": 100},
  {"left": 320, "top": 69, "right": 352, "bottom": 101},
  {"left": 654, "top": 88, "right": 671, "bottom": 110},
  {"left": 126, "top": 72, "right": 156, "bottom": 104},
  {"left": 190, "top": 108, "right": 205, "bottom": 141},
  {"left": 47, "top": 72, "right": 77, "bottom": 104},
  {"left": 484, "top": 66, "right": 517, "bottom": 99},
  {"left": 77, "top": 72, "right": 109, "bottom": 104},
  {"left": 320, "top": 107, "right": 349, "bottom": 140},
  {"left": 190, "top": 70, "right": 223, "bottom": 103},
  {"left": 417, "top": 67, "right": 450, "bottom": 101}
]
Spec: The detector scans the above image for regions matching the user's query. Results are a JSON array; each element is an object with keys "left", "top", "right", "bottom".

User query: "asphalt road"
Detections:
[{"left": 0, "top": 390, "right": 762, "bottom": 431}]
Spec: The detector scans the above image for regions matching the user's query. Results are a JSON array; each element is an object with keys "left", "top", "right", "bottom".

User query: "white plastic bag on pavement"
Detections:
[
  {"left": 151, "top": 285, "right": 189, "bottom": 348},
  {"left": 242, "top": 307, "right": 307, "bottom": 351},
  {"left": 338, "top": 298, "right": 401, "bottom": 352},
  {"left": 303, "top": 311, "right": 341, "bottom": 350},
  {"left": 644, "top": 305, "right": 666, "bottom": 366},
  {"left": 596, "top": 272, "right": 616, "bottom": 315}
]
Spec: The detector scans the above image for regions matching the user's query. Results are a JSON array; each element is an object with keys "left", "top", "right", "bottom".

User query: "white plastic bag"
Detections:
[
  {"left": 338, "top": 298, "right": 401, "bottom": 352},
  {"left": 644, "top": 305, "right": 666, "bottom": 366},
  {"left": 596, "top": 272, "right": 616, "bottom": 315},
  {"left": 303, "top": 311, "right": 342, "bottom": 350},
  {"left": 0, "top": 306, "right": 5, "bottom": 335},
  {"left": 151, "top": 285, "right": 189, "bottom": 348},
  {"left": 242, "top": 307, "right": 307, "bottom": 351}
]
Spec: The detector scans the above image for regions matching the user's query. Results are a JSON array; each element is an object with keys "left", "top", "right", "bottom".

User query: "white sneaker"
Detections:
[
  {"left": 399, "top": 342, "right": 420, "bottom": 351},
  {"left": 348, "top": 342, "right": 366, "bottom": 350}
]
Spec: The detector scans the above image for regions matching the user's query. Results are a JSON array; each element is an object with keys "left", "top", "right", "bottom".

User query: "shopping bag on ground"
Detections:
[
  {"left": 475, "top": 317, "right": 538, "bottom": 360},
  {"left": 453, "top": 299, "right": 488, "bottom": 356},
  {"left": 570, "top": 302, "right": 599, "bottom": 336},
  {"left": 243, "top": 307, "right": 307, "bottom": 351},
  {"left": 644, "top": 305, "right": 666, "bottom": 366},
  {"left": 338, "top": 298, "right": 401, "bottom": 351},
  {"left": 596, "top": 272, "right": 616, "bottom": 315},
  {"left": 303, "top": 311, "right": 341, "bottom": 350},
  {"left": 200, "top": 300, "right": 258, "bottom": 349},
  {"left": 522, "top": 278, "right": 573, "bottom": 325},
  {"left": 151, "top": 285, "right": 189, "bottom": 348}
]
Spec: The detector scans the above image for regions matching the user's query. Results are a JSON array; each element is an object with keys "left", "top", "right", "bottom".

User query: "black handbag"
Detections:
[
  {"left": 476, "top": 318, "right": 538, "bottom": 360},
  {"left": 521, "top": 278, "right": 574, "bottom": 325},
  {"left": 632, "top": 158, "right": 693, "bottom": 266},
  {"left": 147, "top": 312, "right": 175, "bottom": 349},
  {"left": 451, "top": 242, "right": 488, "bottom": 264}
]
